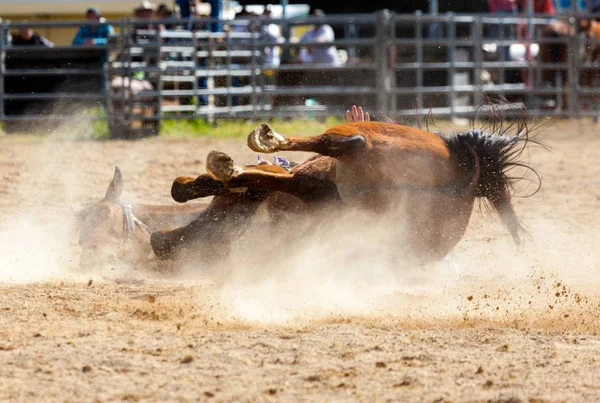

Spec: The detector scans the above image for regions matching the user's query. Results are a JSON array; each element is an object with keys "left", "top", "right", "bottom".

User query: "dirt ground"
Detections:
[{"left": 1, "top": 119, "right": 600, "bottom": 402}]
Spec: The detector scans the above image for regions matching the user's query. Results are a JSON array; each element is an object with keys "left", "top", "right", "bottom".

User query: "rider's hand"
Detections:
[{"left": 345, "top": 105, "right": 370, "bottom": 122}]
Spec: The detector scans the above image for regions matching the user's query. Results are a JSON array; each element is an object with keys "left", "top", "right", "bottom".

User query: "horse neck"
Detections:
[{"left": 131, "top": 202, "right": 210, "bottom": 230}]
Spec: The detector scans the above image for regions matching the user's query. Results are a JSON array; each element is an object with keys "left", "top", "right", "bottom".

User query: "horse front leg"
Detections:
[
  {"left": 206, "top": 151, "right": 341, "bottom": 204},
  {"left": 247, "top": 123, "right": 366, "bottom": 158},
  {"left": 171, "top": 174, "right": 236, "bottom": 203},
  {"left": 150, "top": 206, "right": 231, "bottom": 261}
]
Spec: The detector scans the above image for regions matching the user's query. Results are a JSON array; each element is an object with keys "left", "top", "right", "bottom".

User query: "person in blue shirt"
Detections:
[
  {"left": 208, "top": 0, "right": 223, "bottom": 33},
  {"left": 176, "top": 0, "right": 192, "bottom": 19},
  {"left": 72, "top": 8, "right": 115, "bottom": 102},
  {"left": 72, "top": 8, "right": 115, "bottom": 46}
]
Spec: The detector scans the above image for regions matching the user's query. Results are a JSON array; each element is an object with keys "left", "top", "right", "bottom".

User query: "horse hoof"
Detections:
[
  {"left": 171, "top": 176, "right": 194, "bottom": 203},
  {"left": 206, "top": 150, "right": 241, "bottom": 182},
  {"left": 248, "top": 123, "right": 285, "bottom": 153}
]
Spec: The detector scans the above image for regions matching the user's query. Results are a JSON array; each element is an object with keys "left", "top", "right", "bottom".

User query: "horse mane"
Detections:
[{"left": 368, "top": 112, "right": 396, "bottom": 124}]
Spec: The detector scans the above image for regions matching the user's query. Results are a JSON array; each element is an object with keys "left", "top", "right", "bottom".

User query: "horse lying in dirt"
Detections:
[
  {"left": 76, "top": 107, "right": 368, "bottom": 268},
  {"left": 161, "top": 108, "right": 541, "bottom": 266}
]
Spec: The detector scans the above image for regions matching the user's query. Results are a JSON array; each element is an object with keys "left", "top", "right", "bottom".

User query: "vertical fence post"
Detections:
[
  {"left": 156, "top": 25, "right": 163, "bottom": 132},
  {"left": 526, "top": 0, "right": 535, "bottom": 101},
  {"left": 250, "top": 19, "right": 258, "bottom": 119},
  {"left": 0, "top": 19, "right": 5, "bottom": 124},
  {"left": 192, "top": 28, "right": 199, "bottom": 118},
  {"left": 448, "top": 13, "right": 456, "bottom": 116},
  {"left": 567, "top": 15, "right": 579, "bottom": 119},
  {"left": 375, "top": 9, "right": 391, "bottom": 117},
  {"left": 473, "top": 16, "right": 483, "bottom": 108},
  {"left": 387, "top": 13, "right": 397, "bottom": 116},
  {"left": 499, "top": 14, "right": 506, "bottom": 87},
  {"left": 225, "top": 27, "right": 232, "bottom": 111},
  {"left": 125, "top": 17, "right": 132, "bottom": 135},
  {"left": 415, "top": 11, "right": 423, "bottom": 114}
]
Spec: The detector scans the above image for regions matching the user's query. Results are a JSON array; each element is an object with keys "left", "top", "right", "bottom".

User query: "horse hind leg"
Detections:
[
  {"left": 247, "top": 123, "right": 288, "bottom": 153},
  {"left": 206, "top": 151, "right": 244, "bottom": 182},
  {"left": 247, "top": 123, "right": 366, "bottom": 157}
]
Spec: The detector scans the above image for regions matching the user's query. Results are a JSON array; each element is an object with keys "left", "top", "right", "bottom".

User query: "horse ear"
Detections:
[{"left": 104, "top": 166, "right": 124, "bottom": 202}]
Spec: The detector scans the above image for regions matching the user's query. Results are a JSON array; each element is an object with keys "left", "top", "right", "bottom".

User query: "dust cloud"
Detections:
[
  {"left": 0, "top": 117, "right": 94, "bottom": 284},
  {"left": 196, "top": 127, "right": 600, "bottom": 331},
  {"left": 0, "top": 216, "right": 74, "bottom": 283},
  {"left": 1, "top": 117, "right": 599, "bottom": 333},
  {"left": 208, "top": 203, "right": 600, "bottom": 331}
]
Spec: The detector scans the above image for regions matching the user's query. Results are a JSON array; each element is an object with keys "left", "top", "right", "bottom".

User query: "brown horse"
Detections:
[
  {"left": 168, "top": 115, "right": 540, "bottom": 266},
  {"left": 76, "top": 167, "right": 210, "bottom": 268}
]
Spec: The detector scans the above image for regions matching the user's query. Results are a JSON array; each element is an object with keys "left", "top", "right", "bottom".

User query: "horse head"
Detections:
[{"left": 75, "top": 167, "right": 153, "bottom": 268}]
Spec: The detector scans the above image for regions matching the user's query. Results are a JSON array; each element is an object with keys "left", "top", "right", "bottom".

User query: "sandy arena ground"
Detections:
[{"left": 0, "top": 119, "right": 599, "bottom": 402}]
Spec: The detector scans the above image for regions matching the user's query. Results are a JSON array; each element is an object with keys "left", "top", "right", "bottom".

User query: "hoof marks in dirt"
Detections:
[
  {"left": 497, "top": 344, "right": 510, "bottom": 352},
  {"left": 393, "top": 375, "right": 418, "bottom": 388},
  {"left": 305, "top": 375, "right": 321, "bottom": 382}
]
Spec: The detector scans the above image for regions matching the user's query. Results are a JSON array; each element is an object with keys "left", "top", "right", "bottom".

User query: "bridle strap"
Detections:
[
  {"left": 121, "top": 201, "right": 152, "bottom": 241},
  {"left": 121, "top": 201, "right": 136, "bottom": 234}
]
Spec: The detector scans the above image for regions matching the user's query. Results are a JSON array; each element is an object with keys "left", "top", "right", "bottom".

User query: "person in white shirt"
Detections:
[
  {"left": 261, "top": 7, "right": 283, "bottom": 67},
  {"left": 298, "top": 9, "right": 341, "bottom": 65}
]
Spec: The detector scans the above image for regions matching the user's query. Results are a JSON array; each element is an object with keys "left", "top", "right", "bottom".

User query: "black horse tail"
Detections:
[{"left": 442, "top": 126, "right": 542, "bottom": 244}]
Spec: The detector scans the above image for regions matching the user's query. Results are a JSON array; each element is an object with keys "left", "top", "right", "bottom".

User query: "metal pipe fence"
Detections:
[{"left": 1, "top": 11, "right": 600, "bottom": 137}]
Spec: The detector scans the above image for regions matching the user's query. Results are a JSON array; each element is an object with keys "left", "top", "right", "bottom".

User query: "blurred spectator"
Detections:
[
  {"left": 232, "top": 6, "right": 253, "bottom": 32},
  {"left": 157, "top": 4, "right": 177, "bottom": 30},
  {"left": 208, "top": 0, "right": 223, "bottom": 32},
  {"left": 225, "top": 8, "right": 259, "bottom": 106},
  {"left": 487, "top": 0, "right": 516, "bottom": 13},
  {"left": 12, "top": 26, "right": 54, "bottom": 47},
  {"left": 487, "top": 0, "right": 516, "bottom": 61},
  {"left": 297, "top": 9, "right": 341, "bottom": 65},
  {"left": 591, "top": 0, "right": 600, "bottom": 13},
  {"left": 261, "top": 7, "right": 283, "bottom": 67},
  {"left": 133, "top": 0, "right": 165, "bottom": 39},
  {"left": 72, "top": 8, "right": 115, "bottom": 46},
  {"left": 135, "top": 0, "right": 156, "bottom": 18},
  {"left": 517, "top": 0, "right": 555, "bottom": 14},
  {"left": 197, "top": 1, "right": 232, "bottom": 107},
  {"left": 176, "top": 0, "right": 193, "bottom": 20}
]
